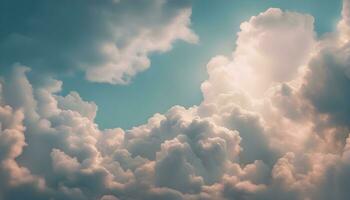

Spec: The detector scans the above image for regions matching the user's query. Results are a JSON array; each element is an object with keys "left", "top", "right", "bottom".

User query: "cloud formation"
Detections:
[
  {"left": 1, "top": 1, "right": 350, "bottom": 200},
  {"left": 0, "top": 0, "right": 198, "bottom": 84}
]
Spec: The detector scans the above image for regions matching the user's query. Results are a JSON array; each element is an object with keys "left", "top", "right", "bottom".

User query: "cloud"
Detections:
[
  {"left": 0, "top": 0, "right": 198, "bottom": 84},
  {"left": 1, "top": 1, "right": 350, "bottom": 200},
  {"left": 200, "top": 8, "right": 315, "bottom": 98},
  {"left": 56, "top": 91, "right": 97, "bottom": 120}
]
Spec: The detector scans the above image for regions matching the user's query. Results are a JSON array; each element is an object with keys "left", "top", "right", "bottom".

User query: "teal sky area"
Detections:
[{"left": 59, "top": 0, "right": 342, "bottom": 130}]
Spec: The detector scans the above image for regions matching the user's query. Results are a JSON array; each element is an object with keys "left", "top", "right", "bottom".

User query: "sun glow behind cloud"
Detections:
[{"left": 1, "top": 0, "right": 350, "bottom": 200}]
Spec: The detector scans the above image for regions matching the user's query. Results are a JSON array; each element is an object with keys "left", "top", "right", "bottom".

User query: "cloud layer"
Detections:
[
  {"left": 1, "top": 1, "right": 350, "bottom": 200},
  {"left": 0, "top": 0, "right": 198, "bottom": 84}
]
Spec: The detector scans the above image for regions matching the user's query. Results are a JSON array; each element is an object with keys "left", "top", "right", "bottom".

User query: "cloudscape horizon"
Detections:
[{"left": 1, "top": 0, "right": 350, "bottom": 199}]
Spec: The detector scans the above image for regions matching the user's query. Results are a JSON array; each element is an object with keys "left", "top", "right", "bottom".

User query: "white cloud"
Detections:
[
  {"left": 85, "top": 7, "right": 198, "bottom": 84},
  {"left": 202, "top": 8, "right": 315, "bottom": 98},
  {"left": 56, "top": 91, "right": 97, "bottom": 120}
]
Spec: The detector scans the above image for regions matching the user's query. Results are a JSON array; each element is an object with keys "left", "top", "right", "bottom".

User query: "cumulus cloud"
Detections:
[
  {"left": 0, "top": 0, "right": 198, "bottom": 84},
  {"left": 1, "top": 1, "right": 350, "bottom": 200},
  {"left": 200, "top": 8, "right": 315, "bottom": 98}
]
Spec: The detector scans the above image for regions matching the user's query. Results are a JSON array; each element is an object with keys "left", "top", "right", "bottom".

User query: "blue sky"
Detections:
[{"left": 58, "top": 0, "right": 342, "bottom": 129}]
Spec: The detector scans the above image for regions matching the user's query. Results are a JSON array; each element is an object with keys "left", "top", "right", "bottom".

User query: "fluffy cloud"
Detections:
[
  {"left": 1, "top": 1, "right": 350, "bottom": 200},
  {"left": 0, "top": 0, "right": 198, "bottom": 84},
  {"left": 201, "top": 8, "right": 315, "bottom": 98}
]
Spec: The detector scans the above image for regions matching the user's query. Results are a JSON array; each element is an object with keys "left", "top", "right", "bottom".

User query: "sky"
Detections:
[
  {"left": 1, "top": 0, "right": 350, "bottom": 200},
  {"left": 59, "top": 0, "right": 342, "bottom": 129},
  {"left": 1, "top": 0, "right": 342, "bottom": 129}
]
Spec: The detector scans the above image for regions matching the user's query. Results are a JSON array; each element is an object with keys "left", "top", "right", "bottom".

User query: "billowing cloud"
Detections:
[
  {"left": 0, "top": 0, "right": 198, "bottom": 84},
  {"left": 201, "top": 8, "right": 315, "bottom": 98},
  {"left": 1, "top": 1, "right": 350, "bottom": 200}
]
